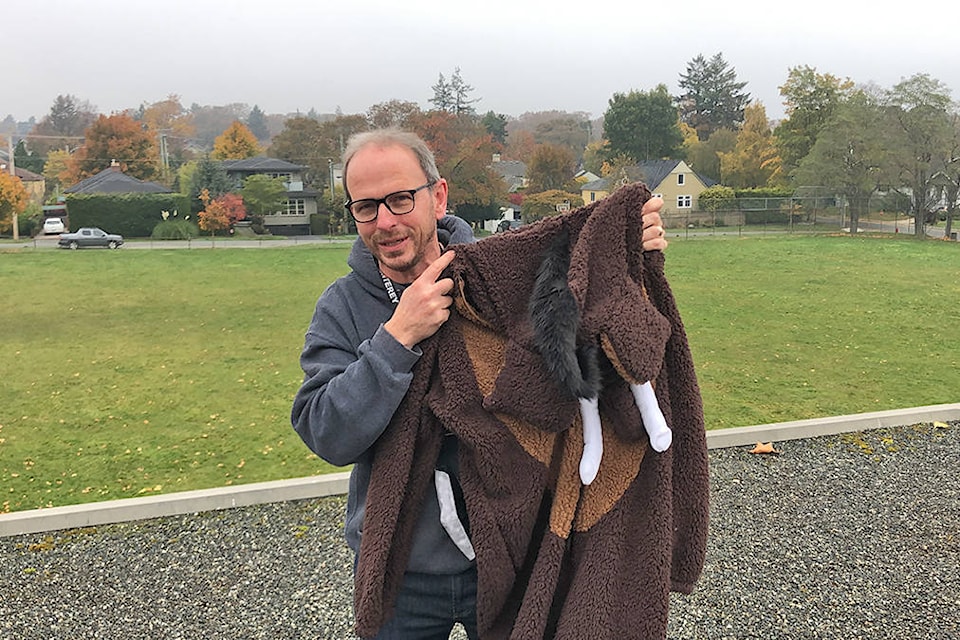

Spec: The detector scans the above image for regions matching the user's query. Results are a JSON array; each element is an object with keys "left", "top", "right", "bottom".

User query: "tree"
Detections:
[
  {"left": 184, "top": 154, "right": 233, "bottom": 214},
  {"left": 27, "top": 94, "right": 97, "bottom": 157},
  {"left": 533, "top": 117, "right": 591, "bottom": 160},
  {"left": 211, "top": 121, "right": 262, "bottom": 160},
  {"left": 430, "top": 68, "right": 479, "bottom": 115},
  {"left": 406, "top": 112, "right": 506, "bottom": 220},
  {"left": 268, "top": 115, "right": 326, "bottom": 183},
  {"left": 430, "top": 73, "right": 454, "bottom": 112},
  {"left": 718, "top": 103, "right": 784, "bottom": 188},
  {"left": 581, "top": 140, "right": 608, "bottom": 175},
  {"left": 794, "top": 91, "right": 886, "bottom": 234},
  {"left": 450, "top": 67, "right": 480, "bottom": 115},
  {"left": 442, "top": 133, "right": 507, "bottom": 223},
  {"left": 64, "top": 113, "right": 160, "bottom": 184},
  {"left": 190, "top": 103, "right": 250, "bottom": 149},
  {"left": 883, "top": 73, "right": 955, "bottom": 237},
  {"left": 677, "top": 53, "right": 751, "bottom": 141},
  {"left": 42, "top": 149, "right": 72, "bottom": 195},
  {"left": 481, "top": 111, "right": 508, "bottom": 146},
  {"left": 270, "top": 114, "right": 367, "bottom": 191},
  {"left": 137, "top": 95, "right": 197, "bottom": 179},
  {"left": 14, "top": 140, "right": 44, "bottom": 174},
  {"left": 367, "top": 100, "right": 421, "bottom": 129},
  {"left": 0, "top": 171, "right": 29, "bottom": 233},
  {"left": 686, "top": 127, "right": 737, "bottom": 183},
  {"left": 935, "top": 115, "right": 960, "bottom": 240},
  {"left": 246, "top": 105, "right": 270, "bottom": 142},
  {"left": 241, "top": 174, "right": 288, "bottom": 232},
  {"left": 198, "top": 192, "right": 246, "bottom": 236},
  {"left": 504, "top": 129, "right": 536, "bottom": 163},
  {"left": 603, "top": 85, "right": 683, "bottom": 162},
  {"left": 527, "top": 144, "right": 577, "bottom": 193},
  {"left": 774, "top": 66, "right": 854, "bottom": 176},
  {"left": 521, "top": 189, "right": 584, "bottom": 223}
]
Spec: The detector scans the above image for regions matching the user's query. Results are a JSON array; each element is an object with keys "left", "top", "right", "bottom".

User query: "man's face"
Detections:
[{"left": 346, "top": 144, "right": 448, "bottom": 284}]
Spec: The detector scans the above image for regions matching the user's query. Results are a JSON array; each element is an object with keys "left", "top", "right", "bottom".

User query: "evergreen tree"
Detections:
[
  {"left": 246, "top": 105, "right": 270, "bottom": 141},
  {"left": 677, "top": 53, "right": 751, "bottom": 141},
  {"left": 430, "top": 73, "right": 453, "bottom": 112}
]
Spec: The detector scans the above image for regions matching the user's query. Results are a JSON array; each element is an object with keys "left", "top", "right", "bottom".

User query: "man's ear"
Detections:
[{"left": 433, "top": 178, "right": 449, "bottom": 219}]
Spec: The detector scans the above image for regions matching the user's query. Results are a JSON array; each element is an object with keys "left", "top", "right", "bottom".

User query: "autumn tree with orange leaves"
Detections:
[
  {"left": 198, "top": 190, "right": 247, "bottom": 236},
  {"left": 63, "top": 113, "right": 160, "bottom": 185},
  {"left": 0, "top": 172, "right": 30, "bottom": 233}
]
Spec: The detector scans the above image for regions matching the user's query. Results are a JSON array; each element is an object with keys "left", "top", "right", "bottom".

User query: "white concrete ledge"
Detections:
[
  {"left": 0, "top": 472, "right": 350, "bottom": 538},
  {"left": 705, "top": 403, "right": 960, "bottom": 449},
  {"left": 2, "top": 403, "right": 957, "bottom": 538}
]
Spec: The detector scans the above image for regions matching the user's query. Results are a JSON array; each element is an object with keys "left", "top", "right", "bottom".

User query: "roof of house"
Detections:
[
  {"left": 220, "top": 157, "right": 306, "bottom": 173},
  {"left": 581, "top": 178, "right": 609, "bottom": 191},
  {"left": 636, "top": 160, "right": 718, "bottom": 189},
  {"left": 491, "top": 160, "right": 527, "bottom": 179},
  {"left": 14, "top": 167, "right": 44, "bottom": 182},
  {"left": 63, "top": 168, "right": 173, "bottom": 194}
]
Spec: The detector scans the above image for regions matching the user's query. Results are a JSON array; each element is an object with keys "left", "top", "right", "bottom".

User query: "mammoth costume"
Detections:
[{"left": 354, "top": 183, "right": 709, "bottom": 639}]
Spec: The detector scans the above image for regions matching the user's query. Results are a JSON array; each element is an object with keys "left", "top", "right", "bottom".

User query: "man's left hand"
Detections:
[{"left": 641, "top": 196, "right": 667, "bottom": 252}]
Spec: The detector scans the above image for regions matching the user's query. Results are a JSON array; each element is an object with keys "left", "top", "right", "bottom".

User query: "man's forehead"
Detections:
[{"left": 347, "top": 144, "right": 425, "bottom": 191}]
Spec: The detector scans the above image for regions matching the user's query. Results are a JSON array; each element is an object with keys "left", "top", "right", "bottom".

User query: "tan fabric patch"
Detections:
[{"left": 458, "top": 305, "right": 647, "bottom": 538}]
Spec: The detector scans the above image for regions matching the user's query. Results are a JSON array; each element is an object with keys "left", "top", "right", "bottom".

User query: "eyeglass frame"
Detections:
[{"left": 344, "top": 181, "right": 437, "bottom": 223}]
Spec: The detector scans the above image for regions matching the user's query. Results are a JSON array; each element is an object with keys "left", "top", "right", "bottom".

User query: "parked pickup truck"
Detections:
[{"left": 57, "top": 227, "right": 124, "bottom": 250}]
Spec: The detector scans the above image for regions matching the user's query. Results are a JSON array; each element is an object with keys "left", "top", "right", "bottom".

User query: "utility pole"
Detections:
[{"left": 5, "top": 134, "right": 18, "bottom": 241}]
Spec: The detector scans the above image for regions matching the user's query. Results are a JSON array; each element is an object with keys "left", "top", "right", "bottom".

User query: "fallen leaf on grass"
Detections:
[{"left": 748, "top": 442, "right": 781, "bottom": 455}]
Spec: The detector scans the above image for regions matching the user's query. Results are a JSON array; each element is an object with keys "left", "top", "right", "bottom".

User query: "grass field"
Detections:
[{"left": 1, "top": 235, "right": 958, "bottom": 513}]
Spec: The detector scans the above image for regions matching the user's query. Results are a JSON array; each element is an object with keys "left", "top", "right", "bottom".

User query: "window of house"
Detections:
[
  {"left": 677, "top": 173, "right": 685, "bottom": 186},
  {"left": 284, "top": 198, "right": 305, "bottom": 216},
  {"left": 677, "top": 195, "right": 692, "bottom": 208},
  {"left": 590, "top": 192, "right": 596, "bottom": 202}
]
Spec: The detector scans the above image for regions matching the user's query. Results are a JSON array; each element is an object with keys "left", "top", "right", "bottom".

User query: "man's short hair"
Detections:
[{"left": 341, "top": 129, "right": 441, "bottom": 200}]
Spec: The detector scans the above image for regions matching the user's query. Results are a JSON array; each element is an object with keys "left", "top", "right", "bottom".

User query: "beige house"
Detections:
[{"left": 580, "top": 160, "right": 716, "bottom": 216}]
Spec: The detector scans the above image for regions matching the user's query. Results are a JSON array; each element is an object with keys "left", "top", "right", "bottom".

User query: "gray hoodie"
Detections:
[{"left": 292, "top": 215, "right": 476, "bottom": 575}]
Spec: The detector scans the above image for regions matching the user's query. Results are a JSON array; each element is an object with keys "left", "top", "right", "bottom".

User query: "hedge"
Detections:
[{"left": 65, "top": 193, "right": 192, "bottom": 238}]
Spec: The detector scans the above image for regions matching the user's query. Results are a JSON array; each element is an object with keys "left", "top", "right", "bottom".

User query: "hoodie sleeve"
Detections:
[{"left": 291, "top": 283, "right": 421, "bottom": 467}]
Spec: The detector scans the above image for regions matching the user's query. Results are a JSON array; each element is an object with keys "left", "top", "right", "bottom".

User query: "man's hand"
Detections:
[
  {"left": 641, "top": 196, "right": 667, "bottom": 252},
  {"left": 383, "top": 250, "right": 457, "bottom": 349}
]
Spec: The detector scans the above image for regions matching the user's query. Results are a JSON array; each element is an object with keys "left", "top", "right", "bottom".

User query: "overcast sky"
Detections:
[{"left": 6, "top": 0, "right": 958, "bottom": 125}]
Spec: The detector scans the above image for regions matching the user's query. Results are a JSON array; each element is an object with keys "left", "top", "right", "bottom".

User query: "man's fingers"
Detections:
[{"left": 422, "top": 249, "right": 456, "bottom": 281}]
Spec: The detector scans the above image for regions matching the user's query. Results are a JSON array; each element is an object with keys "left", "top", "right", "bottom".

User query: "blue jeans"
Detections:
[{"left": 372, "top": 566, "right": 479, "bottom": 640}]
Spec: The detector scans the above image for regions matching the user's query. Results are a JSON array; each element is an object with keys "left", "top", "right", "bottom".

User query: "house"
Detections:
[
  {"left": 491, "top": 155, "right": 528, "bottom": 193},
  {"left": 63, "top": 164, "right": 173, "bottom": 194},
  {"left": 220, "top": 157, "right": 321, "bottom": 235},
  {"left": 579, "top": 160, "right": 716, "bottom": 215},
  {"left": 0, "top": 148, "right": 46, "bottom": 204}
]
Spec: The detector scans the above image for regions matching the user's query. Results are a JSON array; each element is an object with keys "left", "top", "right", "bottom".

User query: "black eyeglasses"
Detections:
[{"left": 344, "top": 181, "right": 436, "bottom": 223}]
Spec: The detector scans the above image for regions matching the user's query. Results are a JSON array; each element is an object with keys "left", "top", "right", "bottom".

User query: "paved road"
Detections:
[{"left": 4, "top": 234, "right": 357, "bottom": 250}]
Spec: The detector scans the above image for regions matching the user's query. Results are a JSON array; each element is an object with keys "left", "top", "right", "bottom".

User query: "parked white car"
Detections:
[{"left": 43, "top": 217, "right": 66, "bottom": 234}]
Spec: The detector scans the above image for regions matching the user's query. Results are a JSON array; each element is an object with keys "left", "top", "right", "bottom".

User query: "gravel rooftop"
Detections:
[{"left": 2, "top": 421, "right": 958, "bottom": 639}]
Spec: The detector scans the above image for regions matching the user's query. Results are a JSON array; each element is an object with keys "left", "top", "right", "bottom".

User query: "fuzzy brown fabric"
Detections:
[{"left": 354, "top": 183, "right": 709, "bottom": 639}]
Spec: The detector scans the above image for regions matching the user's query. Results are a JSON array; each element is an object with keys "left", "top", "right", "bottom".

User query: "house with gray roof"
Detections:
[
  {"left": 580, "top": 160, "right": 717, "bottom": 215},
  {"left": 220, "top": 157, "right": 320, "bottom": 235},
  {"left": 491, "top": 156, "right": 528, "bottom": 193},
  {"left": 63, "top": 165, "right": 173, "bottom": 194}
]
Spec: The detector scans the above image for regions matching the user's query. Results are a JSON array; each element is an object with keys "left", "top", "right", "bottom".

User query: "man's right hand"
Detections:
[{"left": 383, "top": 250, "right": 457, "bottom": 349}]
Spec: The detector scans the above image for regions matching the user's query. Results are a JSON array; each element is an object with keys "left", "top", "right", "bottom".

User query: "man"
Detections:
[{"left": 292, "top": 129, "right": 666, "bottom": 639}]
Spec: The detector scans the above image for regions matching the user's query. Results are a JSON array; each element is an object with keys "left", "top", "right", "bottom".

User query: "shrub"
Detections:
[
  {"left": 65, "top": 193, "right": 192, "bottom": 237},
  {"left": 151, "top": 220, "right": 200, "bottom": 240}
]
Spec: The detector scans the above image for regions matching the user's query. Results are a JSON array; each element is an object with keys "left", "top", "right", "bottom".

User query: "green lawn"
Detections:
[{"left": 1, "top": 235, "right": 958, "bottom": 513}]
